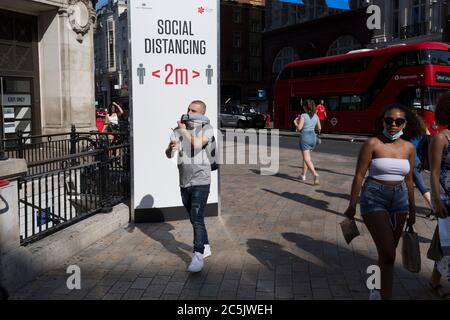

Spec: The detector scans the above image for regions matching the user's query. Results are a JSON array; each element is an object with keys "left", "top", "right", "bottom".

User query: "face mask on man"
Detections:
[{"left": 383, "top": 128, "right": 404, "bottom": 141}]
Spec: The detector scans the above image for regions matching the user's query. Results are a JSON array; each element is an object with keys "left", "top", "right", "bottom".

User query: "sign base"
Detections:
[{"left": 135, "top": 203, "right": 218, "bottom": 223}]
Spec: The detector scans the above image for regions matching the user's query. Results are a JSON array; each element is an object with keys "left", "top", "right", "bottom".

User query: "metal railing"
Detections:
[
  {"left": 1, "top": 125, "right": 123, "bottom": 176},
  {"left": 17, "top": 141, "right": 130, "bottom": 245},
  {"left": 1, "top": 126, "right": 131, "bottom": 245}
]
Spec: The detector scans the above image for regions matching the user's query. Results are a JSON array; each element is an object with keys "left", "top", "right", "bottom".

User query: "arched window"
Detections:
[
  {"left": 272, "top": 47, "right": 299, "bottom": 74},
  {"left": 326, "top": 35, "right": 362, "bottom": 56}
]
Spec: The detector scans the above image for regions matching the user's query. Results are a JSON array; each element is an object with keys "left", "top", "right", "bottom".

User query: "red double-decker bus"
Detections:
[{"left": 274, "top": 42, "right": 450, "bottom": 134}]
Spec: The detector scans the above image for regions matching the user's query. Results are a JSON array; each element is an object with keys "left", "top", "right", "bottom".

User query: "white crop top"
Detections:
[
  {"left": 109, "top": 114, "right": 118, "bottom": 125},
  {"left": 368, "top": 158, "right": 410, "bottom": 181}
]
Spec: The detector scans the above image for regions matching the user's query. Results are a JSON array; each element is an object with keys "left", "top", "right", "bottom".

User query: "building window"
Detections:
[
  {"left": 250, "top": 20, "right": 260, "bottom": 33},
  {"left": 401, "top": 0, "right": 428, "bottom": 38},
  {"left": 250, "top": 67, "right": 261, "bottom": 81},
  {"left": 393, "top": 0, "right": 400, "bottom": 39},
  {"left": 250, "top": 44, "right": 260, "bottom": 57},
  {"left": 233, "top": 32, "right": 241, "bottom": 48},
  {"left": 272, "top": 47, "right": 299, "bottom": 74},
  {"left": 107, "top": 20, "right": 115, "bottom": 69},
  {"left": 326, "top": 35, "right": 362, "bottom": 56},
  {"left": 232, "top": 55, "right": 241, "bottom": 73},
  {"left": 233, "top": 10, "right": 241, "bottom": 23},
  {"left": 411, "top": 0, "right": 427, "bottom": 25}
]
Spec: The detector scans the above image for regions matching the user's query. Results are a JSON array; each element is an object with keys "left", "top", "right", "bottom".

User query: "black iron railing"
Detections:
[
  {"left": 17, "top": 141, "right": 130, "bottom": 245},
  {"left": 2, "top": 125, "right": 131, "bottom": 245}
]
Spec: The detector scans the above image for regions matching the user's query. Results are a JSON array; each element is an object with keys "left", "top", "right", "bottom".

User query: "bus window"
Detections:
[
  {"left": 325, "top": 96, "right": 339, "bottom": 111},
  {"left": 405, "top": 51, "right": 419, "bottom": 66},
  {"left": 395, "top": 87, "right": 423, "bottom": 109},
  {"left": 423, "top": 87, "right": 450, "bottom": 111},
  {"left": 340, "top": 95, "right": 362, "bottom": 111},
  {"left": 420, "top": 50, "right": 450, "bottom": 66},
  {"left": 289, "top": 97, "right": 303, "bottom": 112}
]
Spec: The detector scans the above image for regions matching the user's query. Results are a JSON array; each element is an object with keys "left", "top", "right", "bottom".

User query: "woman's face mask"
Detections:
[{"left": 383, "top": 128, "right": 404, "bottom": 140}]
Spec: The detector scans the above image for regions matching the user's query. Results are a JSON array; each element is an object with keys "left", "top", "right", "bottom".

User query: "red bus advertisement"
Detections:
[{"left": 274, "top": 42, "right": 450, "bottom": 134}]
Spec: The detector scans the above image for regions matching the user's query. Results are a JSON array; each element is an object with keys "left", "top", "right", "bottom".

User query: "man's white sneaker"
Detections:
[
  {"left": 203, "top": 244, "right": 212, "bottom": 258},
  {"left": 187, "top": 252, "right": 204, "bottom": 273},
  {"left": 369, "top": 289, "right": 381, "bottom": 300}
]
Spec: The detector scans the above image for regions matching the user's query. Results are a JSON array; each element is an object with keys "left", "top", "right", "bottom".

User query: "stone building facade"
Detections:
[{"left": 0, "top": 0, "right": 97, "bottom": 137}]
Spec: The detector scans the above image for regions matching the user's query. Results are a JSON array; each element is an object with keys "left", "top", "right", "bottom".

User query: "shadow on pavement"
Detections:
[
  {"left": 130, "top": 223, "right": 193, "bottom": 264},
  {"left": 131, "top": 194, "right": 193, "bottom": 264},
  {"left": 315, "top": 190, "right": 351, "bottom": 201},
  {"left": 249, "top": 169, "right": 302, "bottom": 183},
  {"left": 289, "top": 166, "right": 355, "bottom": 178},
  {"left": 262, "top": 188, "right": 363, "bottom": 223}
]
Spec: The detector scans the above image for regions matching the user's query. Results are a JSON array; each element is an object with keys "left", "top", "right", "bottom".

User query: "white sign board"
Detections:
[
  {"left": 2, "top": 94, "right": 31, "bottom": 106},
  {"left": 129, "top": 0, "right": 219, "bottom": 221},
  {"left": 3, "top": 107, "right": 14, "bottom": 119},
  {"left": 4, "top": 122, "right": 15, "bottom": 134}
]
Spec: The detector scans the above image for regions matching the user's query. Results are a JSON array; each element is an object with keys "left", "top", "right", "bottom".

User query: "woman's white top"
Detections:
[
  {"left": 368, "top": 158, "right": 410, "bottom": 181},
  {"left": 109, "top": 114, "right": 119, "bottom": 125}
]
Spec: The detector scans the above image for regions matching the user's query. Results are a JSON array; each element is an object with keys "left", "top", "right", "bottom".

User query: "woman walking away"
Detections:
[
  {"left": 407, "top": 115, "right": 434, "bottom": 219},
  {"left": 428, "top": 94, "right": 450, "bottom": 300},
  {"left": 344, "top": 103, "right": 419, "bottom": 300},
  {"left": 294, "top": 99, "right": 321, "bottom": 185}
]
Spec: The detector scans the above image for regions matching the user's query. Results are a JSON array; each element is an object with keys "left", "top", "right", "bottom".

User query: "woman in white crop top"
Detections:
[
  {"left": 104, "top": 101, "right": 124, "bottom": 148},
  {"left": 344, "top": 104, "right": 423, "bottom": 300}
]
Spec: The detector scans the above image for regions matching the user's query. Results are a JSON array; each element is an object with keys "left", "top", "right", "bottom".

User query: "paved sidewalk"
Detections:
[{"left": 11, "top": 141, "right": 446, "bottom": 300}]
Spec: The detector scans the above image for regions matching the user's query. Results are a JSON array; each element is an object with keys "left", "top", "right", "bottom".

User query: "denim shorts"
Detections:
[
  {"left": 360, "top": 178, "right": 409, "bottom": 216},
  {"left": 299, "top": 131, "right": 317, "bottom": 151}
]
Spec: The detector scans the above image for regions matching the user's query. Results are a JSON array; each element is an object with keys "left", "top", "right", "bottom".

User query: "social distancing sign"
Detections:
[{"left": 129, "top": 0, "right": 219, "bottom": 222}]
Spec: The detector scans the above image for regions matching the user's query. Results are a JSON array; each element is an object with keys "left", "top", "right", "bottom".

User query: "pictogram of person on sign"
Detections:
[
  {"left": 205, "top": 65, "right": 213, "bottom": 85},
  {"left": 137, "top": 63, "right": 146, "bottom": 84}
]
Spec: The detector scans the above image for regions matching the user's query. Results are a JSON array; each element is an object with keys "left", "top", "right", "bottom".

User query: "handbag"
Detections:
[
  {"left": 438, "top": 217, "right": 450, "bottom": 255},
  {"left": 427, "top": 225, "right": 444, "bottom": 261},
  {"left": 340, "top": 218, "right": 360, "bottom": 244},
  {"left": 401, "top": 224, "right": 421, "bottom": 273}
]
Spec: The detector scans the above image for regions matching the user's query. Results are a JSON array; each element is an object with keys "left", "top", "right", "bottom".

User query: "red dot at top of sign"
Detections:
[{"left": 198, "top": 7, "right": 205, "bottom": 14}]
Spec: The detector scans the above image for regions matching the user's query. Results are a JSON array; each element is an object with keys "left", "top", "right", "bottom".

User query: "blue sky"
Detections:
[{"left": 96, "top": 0, "right": 108, "bottom": 10}]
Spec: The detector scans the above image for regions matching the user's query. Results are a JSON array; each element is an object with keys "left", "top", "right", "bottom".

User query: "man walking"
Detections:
[
  {"left": 165, "top": 100, "right": 213, "bottom": 273},
  {"left": 316, "top": 99, "right": 327, "bottom": 130}
]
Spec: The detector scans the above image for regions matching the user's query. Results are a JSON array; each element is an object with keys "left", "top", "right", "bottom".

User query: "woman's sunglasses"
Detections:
[{"left": 383, "top": 117, "right": 406, "bottom": 126}]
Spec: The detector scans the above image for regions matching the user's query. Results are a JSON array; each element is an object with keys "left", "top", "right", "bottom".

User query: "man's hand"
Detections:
[
  {"left": 165, "top": 139, "right": 178, "bottom": 158},
  {"left": 177, "top": 120, "right": 187, "bottom": 130}
]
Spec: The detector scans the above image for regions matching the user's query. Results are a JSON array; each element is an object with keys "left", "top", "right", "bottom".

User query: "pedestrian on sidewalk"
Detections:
[
  {"left": 344, "top": 103, "right": 420, "bottom": 300},
  {"left": 294, "top": 99, "right": 321, "bottom": 185},
  {"left": 316, "top": 99, "right": 327, "bottom": 130},
  {"left": 427, "top": 94, "right": 450, "bottom": 300},
  {"left": 165, "top": 100, "right": 213, "bottom": 273},
  {"left": 406, "top": 116, "right": 434, "bottom": 219}
]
